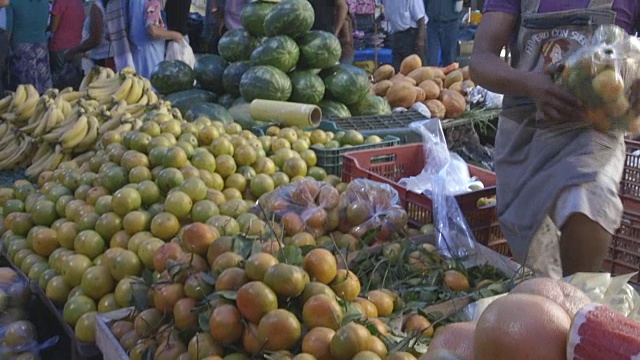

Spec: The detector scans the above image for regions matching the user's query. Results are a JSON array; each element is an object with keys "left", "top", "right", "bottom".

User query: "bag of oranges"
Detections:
[{"left": 555, "top": 25, "right": 640, "bottom": 133}]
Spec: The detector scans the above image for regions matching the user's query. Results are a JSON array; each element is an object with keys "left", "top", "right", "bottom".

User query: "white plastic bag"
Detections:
[
  {"left": 166, "top": 39, "right": 196, "bottom": 68},
  {"left": 403, "top": 119, "right": 478, "bottom": 258}
]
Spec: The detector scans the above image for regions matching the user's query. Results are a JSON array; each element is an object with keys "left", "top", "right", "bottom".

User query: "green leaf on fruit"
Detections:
[
  {"left": 198, "top": 311, "right": 210, "bottom": 332},
  {"left": 277, "top": 245, "right": 303, "bottom": 266},
  {"left": 215, "top": 290, "right": 237, "bottom": 301}
]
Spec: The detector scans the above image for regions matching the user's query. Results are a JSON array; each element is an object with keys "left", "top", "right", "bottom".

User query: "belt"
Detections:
[{"left": 395, "top": 27, "right": 417, "bottom": 34}]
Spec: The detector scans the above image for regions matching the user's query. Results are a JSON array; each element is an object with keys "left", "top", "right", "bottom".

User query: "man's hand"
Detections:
[{"left": 525, "top": 71, "right": 583, "bottom": 122}]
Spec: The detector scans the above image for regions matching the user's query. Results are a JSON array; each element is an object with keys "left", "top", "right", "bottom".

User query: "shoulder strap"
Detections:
[{"left": 520, "top": 0, "right": 541, "bottom": 15}]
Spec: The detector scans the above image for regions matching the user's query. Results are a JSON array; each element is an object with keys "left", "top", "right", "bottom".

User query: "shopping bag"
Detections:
[{"left": 166, "top": 38, "right": 196, "bottom": 68}]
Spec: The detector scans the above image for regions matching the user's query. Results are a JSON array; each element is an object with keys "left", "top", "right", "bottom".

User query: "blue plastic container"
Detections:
[{"left": 354, "top": 48, "right": 393, "bottom": 64}]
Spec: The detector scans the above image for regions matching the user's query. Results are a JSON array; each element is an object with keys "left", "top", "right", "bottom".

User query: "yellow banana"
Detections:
[
  {"left": 112, "top": 76, "right": 134, "bottom": 102},
  {"left": 71, "top": 150, "right": 95, "bottom": 167},
  {"left": 15, "top": 84, "right": 41, "bottom": 118},
  {"left": 60, "top": 115, "right": 89, "bottom": 149},
  {"left": 9, "top": 85, "right": 28, "bottom": 112},
  {"left": 0, "top": 123, "right": 9, "bottom": 139},
  {"left": 44, "top": 88, "right": 59, "bottom": 98},
  {"left": 0, "top": 139, "right": 28, "bottom": 169},
  {"left": 98, "top": 116, "right": 121, "bottom": 134},
  {"left": 0, "top": 95, "right": 13, "bottom": 113},
  {"left": 112, "top": 122, "right": 133, "bottom": 134},
  {"left": 145, "top": 89, "right": 158, "bottom": 105},
  {"left": 0, "top": 125, "right": 18, "bottom": 149},
  {"left": 0, "top": 138, "right": 22, "bottom": 164},
  {"left": 95, "top": 67, "right": 110, "bottom": 81},
  {"left": 75, "top": 115, "right": 99, "bottom": 152},
  {"left": 59, "top": 90, "right": 85, "bottom": 103},
  {"left": 104, "top": 67, "right": 116, "bottom": 78},
  {"left": 21, "top": 103, "right": 49, "bottom": 135},
  {"left": 125, "top": 77, "right": 144, "bottom": 105},
  {"left": 79, "top": 68, "right": 99, "bottom": 91},
  {"left": 120, "top": 67, "right": 135, "bottom": 76}
]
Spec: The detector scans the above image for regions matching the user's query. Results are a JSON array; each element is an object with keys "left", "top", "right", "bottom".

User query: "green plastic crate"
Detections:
[
  {"left": 251, "top": 120, "right": 343, "bottom": 136},
  {"left": 312, "top": 135, "right": 401, "bottom": 177}
]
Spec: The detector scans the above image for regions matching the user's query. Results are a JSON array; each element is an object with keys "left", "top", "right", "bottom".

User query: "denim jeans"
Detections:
[
  {"left": 426, "top": 19, "right": 459, "bottom": 67},
  {"left": 391, "top": 28, "right": 421, "bottom": 72}
]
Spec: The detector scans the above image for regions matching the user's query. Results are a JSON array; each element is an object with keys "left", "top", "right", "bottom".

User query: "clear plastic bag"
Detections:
[
  {"left": 567, "top": 272, "right": 640, "bottom": 320},
  {"left": 336, "top": 179, "right": 408, "bottom": 244},
  {"left": 166, "top": 39, "right": 196, "bottom": 68},
  {"left": 257, "top": 178, "right": 342, "bottom": 238},
  {"left": 556, "top": 24, "right": 640, "bottom": 133},
  {"left": 0, "top": 268, "right": 59, "bottom": 358},
  {"left": 403, "top": 119, "right": 478, "bottom": 258}
]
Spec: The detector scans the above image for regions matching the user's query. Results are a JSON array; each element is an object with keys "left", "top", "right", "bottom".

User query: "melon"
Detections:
[
  {"left": 474, "top": 294, "right": 570, "bottom": 360},
  {"left": 511, "top": 277, "right": 591, "bottom": 317},
  {"left": 263, "top": 0, "right": 315, "bottom": 38},
  {"left": 297, "top": 30, "right": 342, "bottom": 69},
  {"left": 240, "top": 1, "right": 275, "bottom": 37},
  {"left": 422, "top": 322, "right": 475, "bottom": 360},
  {"left": 239, "top": 65, "right": 292, "bottom": 102},
  {"left": 250, "top": 35, "right": 300, "bottom": 73},
  {"left": 222, "top": 61, "right": 252, "bottom": 97},
  {"left": 217, "top": 29, "right": 259, "bottom": 62},
  {"left": 288, "top": 70, "right": 325, "bottom": 104},
  {"left": 567, "top": 303, "right": 640, "bottom": 360}
]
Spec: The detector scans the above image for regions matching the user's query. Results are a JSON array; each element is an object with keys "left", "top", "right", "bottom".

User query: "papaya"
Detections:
[
  {"left": 400, "top": 55, "right": 422, "bottom": 75},
  {"left": 373, "top": 64, "right": 395, "bottom": 83}
]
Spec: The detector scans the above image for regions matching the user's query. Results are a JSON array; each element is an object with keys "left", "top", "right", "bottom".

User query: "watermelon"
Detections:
[
  {"left": 217, "top": 29, "right": 259, "bottom": 62},
  {"left": 323, "top": 64, "right": 371, "bottom": 105},
  {"left": 297, "top": 31, "right": 342, "bottom": 69},
  {"left": 150, "top": 60, "right": 195, "bottom": 95},
  {"left": 250, "top": 36, "right": 300, "bottom": 73},
  {"left": 185, "top": 102, "right": 234, "bottom": 123},
  {"left": 319, "top": 100, "right": 351, "bottom": 118},
  {"left": 349, "top": 95, "right": 392, "bottom": 116},
  {"left": 164, "top": 89, "right": 217, "bottom": 115},
  {"left": 240, "top": 1, "right": 275, "bottom": 37},
  {"left": 222, "top": 61, "right": 252, "bottom": 97},
  {"left": 289, "top": 70, "right": 325, "bottom": 104},
  {"left": 263, "top": 0, "right": 315, "bottom": 38},
  {"left": 193, "top": 55, "right": 228, "bottom": 94},
  {"left": 240, "top": 65, "right": 292, "bottom": 102},
  {"left": 218, "top": 93, "right": 236, "bottom": 108}
]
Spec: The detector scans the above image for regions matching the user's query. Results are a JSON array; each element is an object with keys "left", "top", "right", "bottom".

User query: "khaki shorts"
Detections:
[{"left": 524, "top": 181, "right": 623, "bottom": 279}]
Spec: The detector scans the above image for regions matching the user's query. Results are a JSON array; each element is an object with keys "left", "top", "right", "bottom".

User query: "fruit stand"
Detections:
[{"left": 0, "top": 0, "right": 638, "bottom": 359}]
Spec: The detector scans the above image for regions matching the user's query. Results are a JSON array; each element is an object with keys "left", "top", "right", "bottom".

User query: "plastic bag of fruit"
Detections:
[
  {"left": 257, "top": 178, "right": 342, "bottom": 237},
  {"left": 0, "top": 268, "right": 59, "bottom": 358},
  {"left": 555, "top": 24, "right": 640, "bottom": 133},
  {"left": 336, "top": 179, "right": 408, "bottom": 245}
]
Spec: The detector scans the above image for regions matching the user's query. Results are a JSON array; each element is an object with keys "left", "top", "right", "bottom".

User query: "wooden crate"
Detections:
[{"left": 95, "top": 308, "right": 134, "bottom": 360}]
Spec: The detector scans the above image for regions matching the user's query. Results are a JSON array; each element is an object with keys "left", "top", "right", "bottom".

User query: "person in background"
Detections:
[
  {"left": 347, "top": 0, "right": 376, "bottom": 33},
  {"left": 201, "top": 0, "right": 220, "bottom": 53},
  {"left": 5, "top": 0, "right": 52, "bottom": 93},
  {"left": 216, "top": 0, "right": 249, "bottom": 33},
  {"left": 65, "top": 0, "right": 113, "bottom": 71},
  {"left": 104, "top": 0, "right": 134, "bottom": 71},
  {"left": 470, "top": 0, "right": 640, "bottom": 277},
  {"left": 424, "top": 0, "right": 462, "bottom": 67},
  {"left": 308, "top": 0, "right": 349, "bottom": 35},
  {"left": 0, "top": 1, "right": 8, "bottom": 94},
  {"left": 128, "top": 0, "right": 183, "bottom": 79},
  {"left": 49, "top": 0, "right": 85, "bottom": 82},
  {"left": 337, "top": 10, "right": 355, "bottom": 64},
  {"left": 164, "top": 0, "right": 191, "bottom": 43},
  {"left": 381, "top": 0, "right": 426, "bottom": 71}
]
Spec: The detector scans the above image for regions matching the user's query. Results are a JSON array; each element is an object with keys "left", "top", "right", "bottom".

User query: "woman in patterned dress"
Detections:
[{"left": 3, "top": 0, "right": 52, "bottom": 93}]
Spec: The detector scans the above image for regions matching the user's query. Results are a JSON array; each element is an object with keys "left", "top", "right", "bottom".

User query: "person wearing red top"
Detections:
[
  {"left": 470, "top": 0, "right": 640, "bottom": 278},
  {"left": 49, "top": 0, "right": 85, "bottom": 77}
]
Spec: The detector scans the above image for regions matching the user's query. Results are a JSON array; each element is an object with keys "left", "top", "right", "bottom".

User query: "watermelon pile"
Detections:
[{"left": 151, "top": 0, "right": 388, "bottom": 125}]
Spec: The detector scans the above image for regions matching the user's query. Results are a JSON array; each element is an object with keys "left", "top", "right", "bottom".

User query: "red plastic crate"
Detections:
[
  {"left": 342, "top": 143, "right": 509, "bottom": 256},
  {"left": 602, "top": 209, "right": 640, "bottom": 283},
  {"left": 620, "top": 140, "right": 640, "bottom": 203}
]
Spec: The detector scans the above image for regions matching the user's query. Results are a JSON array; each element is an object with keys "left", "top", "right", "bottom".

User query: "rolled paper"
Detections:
[{"left": 249, "top": 99, "right": 322, "bottom": 127}]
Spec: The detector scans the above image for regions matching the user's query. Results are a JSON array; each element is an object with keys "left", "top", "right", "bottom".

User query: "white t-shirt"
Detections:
[{"left": 382, "top": 0, "right": 427, "bottom": 33}]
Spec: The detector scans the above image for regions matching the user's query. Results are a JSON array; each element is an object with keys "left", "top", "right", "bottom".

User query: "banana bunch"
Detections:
[
  {"left": 98, "top": 111, "right": 142, "bottom": 136},
  {"left": 41, "top": 109, "right": 100, "bottom": 153},
  {"left": 25, "top": 144, "right": 71, "bottom": 180},
  {"left": 79, "top": 66, "right": 116, "bottom": 91},
  {"left": 85, "top": 67, "right": 157, "bottom": 107},
  {"left": 0, "top": 124, "right": 35, "bottom": 170},
  {"left": 0, "top": 84, "right": 41, "bottom": 126}
]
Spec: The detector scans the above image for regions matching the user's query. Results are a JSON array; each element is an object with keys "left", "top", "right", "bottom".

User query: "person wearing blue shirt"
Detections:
[{"left": 424, "top": 0, "right": 463, "bottom": 67}]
